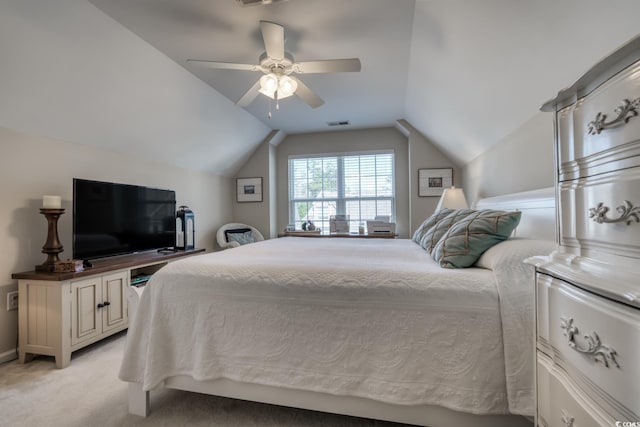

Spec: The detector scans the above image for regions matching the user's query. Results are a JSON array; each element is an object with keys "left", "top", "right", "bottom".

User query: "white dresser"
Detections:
[{"left": 531, "top": 36, "right": 640, "bottom": 426}]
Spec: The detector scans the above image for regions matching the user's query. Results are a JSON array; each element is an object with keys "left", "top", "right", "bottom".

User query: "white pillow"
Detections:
[{"left": 475, "top": 238, "right": 554, "bottom": 271}]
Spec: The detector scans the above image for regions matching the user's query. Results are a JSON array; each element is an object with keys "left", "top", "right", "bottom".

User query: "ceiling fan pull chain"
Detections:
[{"left": 268, "top": 98, "right": 272, "bottom": 119}]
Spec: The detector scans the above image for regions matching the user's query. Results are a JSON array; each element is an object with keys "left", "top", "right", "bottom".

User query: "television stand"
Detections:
[
  {"left": 12, "top": 248, "right": 205, "bottom": 368},
  {"left": 157, "top": 247, "right": 178, "bottom": 253}
]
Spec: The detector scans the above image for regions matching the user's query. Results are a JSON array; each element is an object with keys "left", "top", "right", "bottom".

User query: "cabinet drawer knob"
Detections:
[
  {"left": 103, "top": 301, "right": 111, "bottom": 306},
  {"left": 589, "top": 200, "right": 639, "bottom": 225},
  {"left": 587, "top": 97, "right": 640, "bottom": 135},
  {"left": 97, "top": 303, "right": 104, "bottom": 308},
  {"left": 560, "top": 317, "right": 620, "bottom": 368}
]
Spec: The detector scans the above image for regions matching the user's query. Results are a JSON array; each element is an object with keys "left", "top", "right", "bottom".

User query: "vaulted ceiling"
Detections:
[
  {"left": 87, "top": 0, "right": 640, "bottom": 166},
  {"left": 3, "top": 1, "right": 640, "bottom": 175}
]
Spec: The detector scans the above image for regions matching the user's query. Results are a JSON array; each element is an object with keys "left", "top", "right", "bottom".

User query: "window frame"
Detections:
[{"left": 288, "top": 150, "right": 395, "bottom": 233}]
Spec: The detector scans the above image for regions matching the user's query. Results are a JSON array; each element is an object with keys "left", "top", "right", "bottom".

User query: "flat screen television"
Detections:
[{"left": 73, "top": 178, "right": 176, "bottom": 261}]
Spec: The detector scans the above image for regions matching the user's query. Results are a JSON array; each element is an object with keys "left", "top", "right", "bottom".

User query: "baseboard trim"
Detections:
[{"left": 0, "top": 348, "right": 18, "bottom": 364}]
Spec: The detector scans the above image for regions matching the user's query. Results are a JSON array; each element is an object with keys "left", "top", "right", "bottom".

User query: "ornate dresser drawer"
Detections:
[
  {"left": 536, "top": 273, "right": 640, "bottom": 420},
  {"left": 537, "top": 34, "right": 640, "bottom": 427},
  {"left": 537, "top": 355, "right": 612, "bottom": 427},
  {"left": 556, "top": 61, "right": 640, "bottom": 182},
  {"left": 558, "top": 165, "right": 640, "bottom": 265}
]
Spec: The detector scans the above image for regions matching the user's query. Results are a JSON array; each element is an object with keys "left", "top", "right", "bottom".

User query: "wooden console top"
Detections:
[{"left": 12, "top": 248, "right": 206, "bottom": 281}]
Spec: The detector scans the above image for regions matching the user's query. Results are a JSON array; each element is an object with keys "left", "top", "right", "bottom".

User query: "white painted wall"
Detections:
[
  {"left": 232, "top": 140, "right": 273, "bottom": 239},
  {"left": 0, "top": 126, "right": 232, "bottom": 362},
  {"left": 398, "top": 120, "right": 461, "bottom": 234},
  {"left": 463, "top": 113, "right": 554, "bottom": 205}
]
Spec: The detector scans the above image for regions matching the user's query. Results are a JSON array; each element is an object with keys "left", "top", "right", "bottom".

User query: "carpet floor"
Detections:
[{"left": 0, "top": 332, "right": 410, "bottom": 427}]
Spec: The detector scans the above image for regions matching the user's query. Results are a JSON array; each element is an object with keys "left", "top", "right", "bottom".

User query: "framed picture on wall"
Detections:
[
  {"left": 236, "top": 177, "right": 263, "bottom": 203},
  {"left": 418, "top": 168, "right": 453, "bottom": 197}
]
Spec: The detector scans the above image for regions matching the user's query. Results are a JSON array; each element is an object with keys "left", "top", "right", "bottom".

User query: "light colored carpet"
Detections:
[{"left": 0, "top": 332, "right": 410, "bottom": 427}]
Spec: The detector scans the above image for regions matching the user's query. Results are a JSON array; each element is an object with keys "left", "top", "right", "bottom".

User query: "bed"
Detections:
[{"left": 120, "top": 188, "right": 555, "bottom": 427}]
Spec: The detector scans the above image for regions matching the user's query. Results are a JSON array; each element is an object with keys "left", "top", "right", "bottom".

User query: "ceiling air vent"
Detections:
[
  {"left": 327, "top": 121, "right": 350, "bottom": 127},
  {"left": 236, "top": 0, "right": 289, "bottom": 6}
]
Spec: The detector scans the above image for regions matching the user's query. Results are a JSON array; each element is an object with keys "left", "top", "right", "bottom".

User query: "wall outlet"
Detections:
[{"left": 7, "top": 291, "right": 18, "bottom": 311}]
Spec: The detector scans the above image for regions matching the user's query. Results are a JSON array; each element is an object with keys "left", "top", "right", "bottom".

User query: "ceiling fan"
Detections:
[{"left": 187, "top": 21, "right": 361, "bottom": 110}]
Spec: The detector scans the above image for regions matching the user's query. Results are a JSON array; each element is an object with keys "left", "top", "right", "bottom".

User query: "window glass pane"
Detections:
[
  {"left": 359, "top": 155, "right": 375, "bottom": 177},
  {"left": 344, "top": 175, "right": 360, "bottom": 197},
  {"left": 322, "top": 158, "right": 338, "bottom": 196},
  {"left": 291, "top": 159, "right": 308, "bottom": 199},
  {"left": 307, "top": 158, "right": 324, "bottom": 199},
  {"left": 376, "top": 176, "right": 393, "bottom": 197},
  {"left": 293, "top": 202, "right": 310, "bottom": 223},
  {"left": 360, "top": 175, "right": 376, "bottom": 197},
  {"left": 376, "top": 199, "right": 392, "bottom": 217},
  {"left": 345, "top": 200, "right": 360, "bottom": 220},
  {"left": 343, "top": 157, "right": 359, "bottom": 176},
  {"left": 360, "top": 200, "right": 376, "bottom": 220}
]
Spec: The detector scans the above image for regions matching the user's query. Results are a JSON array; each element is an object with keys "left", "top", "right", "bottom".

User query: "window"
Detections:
[{"left": 288, "top": 151, "right": 395, "bottom": 233}]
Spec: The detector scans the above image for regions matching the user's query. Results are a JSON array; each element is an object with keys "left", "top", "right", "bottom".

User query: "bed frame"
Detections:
[{"left": 127, "top": 187, "right": 555, "bottom": 427}]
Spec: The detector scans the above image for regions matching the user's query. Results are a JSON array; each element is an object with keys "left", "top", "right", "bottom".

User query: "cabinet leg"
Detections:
[
  {"left": 128, "top": 382, "right": 150, "bottom": 417},
  {"left": 18, "top": 351, "right": 33, "bottom": 364},
  {"left": 54, "top": 348, "right": 71, "bottom": 369}
]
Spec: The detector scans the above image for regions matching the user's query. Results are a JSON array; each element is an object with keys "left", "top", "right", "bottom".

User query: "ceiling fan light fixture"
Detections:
[
  {"left": 277, "top": 75, "right": 297, "bottom": 98},
  {"left": 259, "top": 73, "right": 278, "bottom": 98}
]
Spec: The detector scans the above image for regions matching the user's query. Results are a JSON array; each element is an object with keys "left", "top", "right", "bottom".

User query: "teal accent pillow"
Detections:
[
  {"left": 419, "top": 209, "right": 476, "bottom": 253},
  {"left": 226, "top": 230, "right": 256, "bottom": 246},
  {"left": 411, "top": 208, "right": 455, "bottom": 243},
  {"left": 431, "top": 210, "right": 522, "bottom": 269}
]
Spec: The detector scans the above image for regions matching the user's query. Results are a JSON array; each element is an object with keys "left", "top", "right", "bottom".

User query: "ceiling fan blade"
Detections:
[
  {"left": 236, "top": 80, "right": 262, "bottom": 107},
  {"left": 186, "top": 59, "right": 260, "bottom": 71},
  {"left": 291, "top": 77, "right": 324, "bottom": 108},
  {"left": 293, "top": 58, "right": 361, "bottom": 74},
  {"left": 260, "top": 21, "right": 285, "bottom": 60}
]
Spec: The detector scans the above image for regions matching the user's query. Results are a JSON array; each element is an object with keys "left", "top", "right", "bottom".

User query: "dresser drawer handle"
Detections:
[
  {"left": 589, "top": 200, "right": 639, "bottom": 225},
  {"left": 560, "top": 317, "right": 620, "bottom": 368},
  {"left": 587, "top": 97, "right": 640, "bottom": 135}
]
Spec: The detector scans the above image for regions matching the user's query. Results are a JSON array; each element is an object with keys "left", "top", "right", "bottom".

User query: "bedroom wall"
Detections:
[
  {"left": 275, "top": 128, "right": 410, "bottom": 237},
  {"left": 0, "top": 126, "right": 233, "bottom": 363},
  {"left": 462, "top": 112, "right": 554, "bottom": 205},
  {"left": 232, "top": 139, "right": 273, "bottom": 239},
  {"left": 397, "top": 120, "right": 461, "bottom": 234}
]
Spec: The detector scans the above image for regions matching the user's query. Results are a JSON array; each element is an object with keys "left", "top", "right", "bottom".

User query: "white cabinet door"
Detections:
[
  {"left": 102, "top": 271, "right": 128, "bottom": 334},
  {"left": 71, "top": 277, "right": 101, "bottom": 346}
]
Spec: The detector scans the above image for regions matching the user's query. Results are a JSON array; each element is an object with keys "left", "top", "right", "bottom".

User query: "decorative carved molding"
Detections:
[
  {"left": 560, "top": 317, "right": 620, "bottom": 368},
  {"left": 587, "top": 97, "right": 640, "bottom": 135},
  {"left": 589, "top": 200, "right": 640, "bottom": 225},
  {"left": 561, "top": 411, "right": 575, "bottom": 427}
]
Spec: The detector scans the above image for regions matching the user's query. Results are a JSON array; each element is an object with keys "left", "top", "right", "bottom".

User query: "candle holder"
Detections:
[{"left": 35, "top": 208, "right": 65, "bottom": 272}]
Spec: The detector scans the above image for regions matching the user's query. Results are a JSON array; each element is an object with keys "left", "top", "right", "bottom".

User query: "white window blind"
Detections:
[{"left": 288, "top": 151, "right": 395, "bottom": 233}]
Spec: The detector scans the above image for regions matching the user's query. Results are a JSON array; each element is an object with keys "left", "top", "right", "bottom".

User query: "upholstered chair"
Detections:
[{"left": 216, "top": 223, "right": 265, "bottom": 249}]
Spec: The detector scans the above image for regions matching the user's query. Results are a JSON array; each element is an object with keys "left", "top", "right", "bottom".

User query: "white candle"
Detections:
[{"left": 42, "top": 195, "right": 62, "bottom": 209}]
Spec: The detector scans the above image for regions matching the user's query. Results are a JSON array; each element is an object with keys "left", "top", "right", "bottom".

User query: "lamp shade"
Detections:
[
  {"left": 259, "top": 73, "right": 278, "bottom": 98},
  {"left": 278, "top": 75, "right": 297, "bottom": 99},
  {"left": 436, "top": 187, "right": 468, "bottom": 211}
]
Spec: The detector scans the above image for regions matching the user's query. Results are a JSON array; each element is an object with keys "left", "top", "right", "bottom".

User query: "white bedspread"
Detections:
[{"left": 119, "top": 237, "right": 545, "bottom": 415}]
